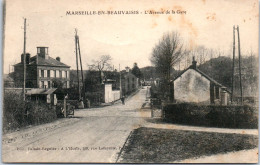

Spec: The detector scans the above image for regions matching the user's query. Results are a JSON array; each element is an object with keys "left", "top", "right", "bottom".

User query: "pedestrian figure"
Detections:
[{"left": 121, "top": 96, "right": 125, "bottom": 105}]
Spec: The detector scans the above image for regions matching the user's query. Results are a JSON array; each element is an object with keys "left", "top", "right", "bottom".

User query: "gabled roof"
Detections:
[
  {"left": 121, "top": 71, "right": 136, "bottom": 78},
  {"left": 14, "top": 55, "right": 70, "bottom": 68},
  {"left": 3, "top": 74, "right": 14, "bottom": 81},
  {"left": 173, "top": 65, "right": 226, "bottom": 88},
  {"left": 26, "top": 88, "right": 57, "bottom": 95}
]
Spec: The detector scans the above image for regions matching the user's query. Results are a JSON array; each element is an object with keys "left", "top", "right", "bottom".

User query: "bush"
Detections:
[
  {"left": 3, "top": 91, "right": 27, "bottom": 132},
  {"left": 163, "top": 103, "right": 258, "bottom": 129},
  {"left": 85, "top": 92, "right": 103, "bottom": 105},
  {"left": 3, "top": 91, "right": 57, "bottom": 133},
  {"left": 26, "top": 102, "right": 57, "bottom": 125}
]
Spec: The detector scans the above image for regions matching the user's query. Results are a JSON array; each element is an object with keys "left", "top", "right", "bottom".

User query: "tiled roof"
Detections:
[
  {"left": 121, "top": 71, "right": 136, "bottom": 78},
  {"left": 14, "top": 55, "right": 70, "bottom": 68},
  {"left": 25, "top": 88, "right": 57, "bottom": 95}
]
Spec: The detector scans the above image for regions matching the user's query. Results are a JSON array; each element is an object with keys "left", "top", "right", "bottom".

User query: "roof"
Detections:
[
  {"left": 25, "top": 88, "right": 57, "bottom": 95},
  {"left": 121, "top": 71, "right": 136, "bottom": 78},
  {"left": 14, "top": 55, "right": 70, "bottom": 68},
  {"left": 104, "top": 79, "right": 116, "bottom": 83},
  {"left": 3, "top": 74, "right": 14, "bottom": 81},
  {"left": 173, "top": 65, "right": 230, "bottom": 92}
]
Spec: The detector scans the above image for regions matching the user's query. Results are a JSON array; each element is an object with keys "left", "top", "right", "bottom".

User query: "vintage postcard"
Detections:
[{"left": 2, "top": 0, "right": 259, "bottom": 163}]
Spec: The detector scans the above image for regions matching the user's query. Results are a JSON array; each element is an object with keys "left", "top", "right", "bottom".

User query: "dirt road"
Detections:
[{"left": 2, "top": 88, "right": 150, "bottom": 163}]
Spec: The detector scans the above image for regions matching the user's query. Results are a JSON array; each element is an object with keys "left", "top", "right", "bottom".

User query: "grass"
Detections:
[{"left": 118, "top": 127, "right": 258, "bottom": 163}]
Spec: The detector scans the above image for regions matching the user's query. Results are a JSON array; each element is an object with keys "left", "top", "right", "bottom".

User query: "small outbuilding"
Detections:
[
  {"left": 173, "top": 57, "right": 230, "bottom": 105},
  {"left": 103, "top": 79, "right": 120, "bottom": 103},
  {"left": 26, "top": 88, "right": 57, "bottom": 105}
]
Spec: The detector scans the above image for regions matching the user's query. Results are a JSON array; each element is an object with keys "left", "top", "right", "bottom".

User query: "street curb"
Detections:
[{"left": 115, "top": 130, "right": 133, "bottom": 163}]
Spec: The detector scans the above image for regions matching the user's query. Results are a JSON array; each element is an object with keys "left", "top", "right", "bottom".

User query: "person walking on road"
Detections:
[{"left": 121, "top": 96, "right": 125, "bottom": 105}]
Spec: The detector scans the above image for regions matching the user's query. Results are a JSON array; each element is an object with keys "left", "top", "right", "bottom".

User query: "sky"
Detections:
[{"left": 3, "top": 0, "right": 259, "bottom": 74}]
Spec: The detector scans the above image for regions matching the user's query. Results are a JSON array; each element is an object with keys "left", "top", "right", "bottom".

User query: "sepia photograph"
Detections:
[{"left": 2, "top": 0, "right": 259, "bottom": 163}]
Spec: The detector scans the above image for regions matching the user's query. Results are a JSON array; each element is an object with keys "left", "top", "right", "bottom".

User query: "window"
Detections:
[
  {"left": 56, "top": 70, "right": 59, "bottom": 78},
  {"left": 50, "top": 70, "right": 54, "bottom": 77},
  {"left": 215, "top": 86, "right": 220, "bottom": 99},
  {"left": 66, "top": 81, "right": 69, "bottom": 88},
  {"left": 59, "top": 71, "right": 62, "bottom": 78},
  {"left": 44, "top": 70, "right": 47, "bottom": 77},
  {"left": 54, "top": 70, "right": 56, "bottom": 77},
  {"left": 65, "top": 71, "right": 68, "bottom": 78},
  {"left": 39, "top": 70, "right": 41, "bottom": 78},
  {"left": 41, "top": 81, "right": 44, "bottom": 88},
  {"left": 67, "top": 71, "right": 69, "bottom": 78},
  {"left": 47, "top": 70, "right": 50, "bottom": 78},
  {"left": 41, "top": 70, "right": 44, "bottom": 78},
  {"left": 48, "top": 81, "right": 51, "bottom": 88}
]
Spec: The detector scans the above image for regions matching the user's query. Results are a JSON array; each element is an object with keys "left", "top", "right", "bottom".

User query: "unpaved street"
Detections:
[{"left": 2, "top": 88, "right": 150, "bottom": 163}]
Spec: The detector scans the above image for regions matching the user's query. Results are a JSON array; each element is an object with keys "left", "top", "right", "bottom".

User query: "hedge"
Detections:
[
  {"left": 163, "top": 103, "right": 258, "bottom": 129},
  {"left": 3, "top": 91, "right": 57, "bottom": 133}
]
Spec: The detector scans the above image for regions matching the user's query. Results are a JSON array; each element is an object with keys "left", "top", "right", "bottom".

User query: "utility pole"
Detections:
[
  {"left": 119, "top": 64, "right": 122, "bottom": 97},
  {"left": 237, "top": 25, "right": 243, "bottom": 105},
  {"left": 75, "top": 29, "right": 81, "bottom": 100},
  {"left": 23, "top": 18, "right": 27, "bottom": 101},
  {"left": 76, "top": 32, "right": 85, "bottom": 101},
  {"left": 231, "top": 26, "right": 235, "bottom": 103}
]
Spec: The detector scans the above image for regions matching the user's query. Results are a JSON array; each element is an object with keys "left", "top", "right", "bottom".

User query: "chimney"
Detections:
[
  {"left": 26, "top": 53, "right": 30, "bottom": 64},
  {"left": 191, "top": 56, "right": 197, "bottom": 69},
  {"left": 125, "top": 66, "right": 130, "bottom": 73},
  {"left": 21, "top": 53, "right": 30, "bottom": 64},
  {"left": 56, "top": 57, "right": 60, "bottom": 62},
  {"left": 21, "top": 54, "right": 24, "bottom": 63},
  {"left": 37, "top": 47, "right": 49, "bottom": 60},
  {"left": 36, "top": 54, "right": 38, "bottom": 64}
]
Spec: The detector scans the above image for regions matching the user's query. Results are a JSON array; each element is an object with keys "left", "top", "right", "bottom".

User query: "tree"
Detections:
[
  {"left": 52, "top": 78, "right": 64, "bottom": 89},
  {"left": 150, "top": 32, "right": 186, "bottom": 81},
  {"left": 150, "top": 32, "right": 187, "bottom": 99},
  {"left": 88, "top": 55, "right": 112, "bottom": 83},
  {"left": 131, "top": 63, "right": 142, "bottom": 78}
]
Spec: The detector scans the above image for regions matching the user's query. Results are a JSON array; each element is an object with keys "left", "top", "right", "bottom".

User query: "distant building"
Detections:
[
  {"left": 103, "top": 79, "right": 120, "bottom": 103},
  {"left": 3, "top": 74, "right": 15, "bottom": 87},
  {"left": 26, "top": 88, "right": 57, "bottom": 105},
  {"left": 121, "top": 67, "right": 139, "bottom": 96},
  {"left": 173, "top": 58, "right": 230, "bottom": 105},
  {"left": 13, "top": 47, "right": 70, "bottom": 89}
]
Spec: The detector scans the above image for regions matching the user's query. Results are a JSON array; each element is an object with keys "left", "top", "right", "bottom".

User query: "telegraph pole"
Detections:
[
  {"left": 77, "top": 33, "right": 85, "bottom": 101},
  {"left": 75, "top": 29, "right": 81, "bottom": 100},
  {"left": 119, "top": 64, "right": 122, "bottom": 98},
  {"left": 23, "top": 18, "right": 27, "bottom": 101},
  {"left": 231, "top": 26, "right": 235, "bottom": 103},
  {"left": 119, "top": 64, "right": 122, "bottom": 97},
  {"left": 237, "top": 26, "right": 243, "bottom": 105}
]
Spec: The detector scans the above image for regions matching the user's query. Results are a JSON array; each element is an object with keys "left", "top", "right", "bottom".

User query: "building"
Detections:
[
  {"left": 26, "top": 88, "right": 57, "bottom": 105},
  {"left": 173, "top": 58, "right": 230, "bottom": 105},
  {"left": 121, "top": 67, "right": 139, "bottom": 96},
  {"left": 13, "top": 47, "right": 70, "bottom": 89},
  {"left": 103, "top": 79, "right": 120, "bottom": 103},
  {"left": 3, "top": 74, "right": 15, "bottom": 87}
]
